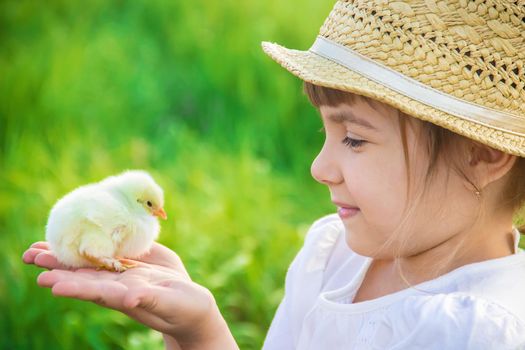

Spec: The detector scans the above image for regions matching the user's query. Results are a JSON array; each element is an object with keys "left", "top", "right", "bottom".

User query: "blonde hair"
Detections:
[{"left": 303, "top": 82, "right": 525, "bottom": 282}]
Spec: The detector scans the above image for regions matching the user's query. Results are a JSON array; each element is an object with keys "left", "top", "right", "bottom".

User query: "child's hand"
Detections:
[{"left": 22, "top": 242, "right": 238, "bottom": 350}]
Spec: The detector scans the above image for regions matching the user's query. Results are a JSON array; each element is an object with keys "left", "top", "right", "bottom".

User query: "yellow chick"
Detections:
[{"left": 45, "top": 170, "right": 167, "bottom": 272}]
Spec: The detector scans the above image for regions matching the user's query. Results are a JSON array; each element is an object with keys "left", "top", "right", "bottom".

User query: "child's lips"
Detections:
[
  {"left": 337, "top": 207, "right": 360, "bottom": 219},
  {"left": 332, "top": 201, "right": 360, "bottom": 219}
]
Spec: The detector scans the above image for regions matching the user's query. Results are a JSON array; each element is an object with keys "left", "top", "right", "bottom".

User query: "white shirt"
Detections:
[{"left": 263, "top": 214, "right": 525, "bottom": 349}]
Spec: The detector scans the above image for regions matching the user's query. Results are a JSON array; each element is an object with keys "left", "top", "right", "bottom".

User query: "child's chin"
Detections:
[{"left": 344, "top": 231, "right": 385, "bottom": 257}]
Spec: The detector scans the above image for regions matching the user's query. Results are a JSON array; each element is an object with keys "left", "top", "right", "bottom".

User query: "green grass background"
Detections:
[
  {"left": 0, "top": 1, "right": 335, "bottom": 349},
  {"left": 2, "top": 1, "right": 524, "bottom": 349}
]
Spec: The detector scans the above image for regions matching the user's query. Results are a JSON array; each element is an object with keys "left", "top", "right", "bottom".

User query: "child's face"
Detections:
[{"left": 312, "top": 99, "right": 478, "bottom": 259}]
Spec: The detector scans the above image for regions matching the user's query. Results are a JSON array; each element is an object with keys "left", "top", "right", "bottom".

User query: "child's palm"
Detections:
[{"left": 23, "top": 242, "right": 216, "bottom": 348}]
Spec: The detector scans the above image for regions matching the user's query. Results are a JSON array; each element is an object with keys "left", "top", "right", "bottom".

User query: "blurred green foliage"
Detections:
[
  {"left": 3, "top": 1, "right": 524, "bottom": 349},
  {"left": 0, "top": 0, "right": 335, "bottom": 349}
]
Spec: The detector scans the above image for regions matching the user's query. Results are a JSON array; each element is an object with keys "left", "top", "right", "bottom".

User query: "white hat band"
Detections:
[{"left": 309, "top": 36, "right": 525, "bottom": 136}]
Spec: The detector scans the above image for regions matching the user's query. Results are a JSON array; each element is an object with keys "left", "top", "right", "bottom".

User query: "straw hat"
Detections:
[{"left": 262, "top": 0, "right": 525, "bottom": 157}]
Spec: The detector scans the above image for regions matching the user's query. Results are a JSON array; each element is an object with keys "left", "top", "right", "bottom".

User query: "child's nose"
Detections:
[{"left": 311, "top": 145, "right": 343, "bottom": 185}]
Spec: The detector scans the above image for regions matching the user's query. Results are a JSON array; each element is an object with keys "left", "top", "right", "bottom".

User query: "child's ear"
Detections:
[{"left": 468, "top": 142, "right": 517, "bottom": 187}]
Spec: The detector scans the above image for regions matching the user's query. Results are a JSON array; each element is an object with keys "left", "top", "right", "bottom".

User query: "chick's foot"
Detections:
[
  {"left": 96, "top": 257, "right": 126, "bottom": 272},
  {"left": 117, "top": 258, "right": 138, "bottom": 271},
  {"left": 81, "top": 253, "right": 131, "bottom": 273}
]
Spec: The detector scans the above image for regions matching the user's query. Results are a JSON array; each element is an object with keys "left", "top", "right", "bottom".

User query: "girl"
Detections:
[{"left": 23, "top": 0, "right": 525, "bottom": 348}]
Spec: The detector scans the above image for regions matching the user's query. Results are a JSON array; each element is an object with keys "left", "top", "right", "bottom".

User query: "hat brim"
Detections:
[{"left": 262, "top": 41, "right": 525, "bottom": 158}]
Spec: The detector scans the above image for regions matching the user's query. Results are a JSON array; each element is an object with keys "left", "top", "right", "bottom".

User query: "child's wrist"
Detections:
[
  {"left": 167, "top": 294, "right": 238, "bottom": 350},
  {"left": 163, "top": 334, "right": 182, "bottom": 350},
  {"left": 182, "top": 312, "right": 238, "bottom": 350}
]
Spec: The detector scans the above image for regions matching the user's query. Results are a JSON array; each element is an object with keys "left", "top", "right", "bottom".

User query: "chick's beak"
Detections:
[{"left": 153, "top": 207, "right": 167, "bottom": 220}]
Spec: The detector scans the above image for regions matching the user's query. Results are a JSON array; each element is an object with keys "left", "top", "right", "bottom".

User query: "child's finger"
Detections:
[
  {"left": 33, "top": 251, "right": 68, "bottom": 270},
  {"left": 123, "top": 286, "right": 151, "bottom": 308},
  {"left": 123, "top": 282, "right": 212, "bottom": 321},
  {"left": 51, "top": 278, "right": 129, "bottom": 310},
  {"left": 37, "top": 270, "right": 80, "bottom": 287},
  {"left": 122, "top": 285, "right": 183, "bottom": 318},
  {"left": 138, "top": 243, "right": 189, "bottom": 277},
  {"left": 38, "top": 270, "right": 76, "bottom": 288},
  {"left": 38, "top": 270, "right": 129, "bottom": 310},
  {"left": 37, "top": 269, "right": 114, "bottom": 288},
  {"left": 22, "top": 248, "right": 46, "bottom": 264},
  {"left": 30, "top": 241, "right": 50, "bottom": 249}
]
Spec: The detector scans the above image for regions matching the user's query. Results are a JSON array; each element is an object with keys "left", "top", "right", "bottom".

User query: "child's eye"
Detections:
[{"left": 342, "top": 136, "right": 366, "bottom": 150}]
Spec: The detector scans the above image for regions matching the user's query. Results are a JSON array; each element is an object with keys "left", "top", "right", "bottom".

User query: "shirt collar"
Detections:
[{"left": 512, "top": 226, "right": 522, "bottom": 254}]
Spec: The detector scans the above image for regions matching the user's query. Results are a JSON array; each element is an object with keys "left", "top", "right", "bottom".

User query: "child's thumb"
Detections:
[{"left": 123, "top": 286, "right": 157, "bottom": 310}]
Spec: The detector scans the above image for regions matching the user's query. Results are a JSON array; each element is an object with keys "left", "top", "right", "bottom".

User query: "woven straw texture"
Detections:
[{"left": 262, "top": 0, "right": 525, "bottom": 157}]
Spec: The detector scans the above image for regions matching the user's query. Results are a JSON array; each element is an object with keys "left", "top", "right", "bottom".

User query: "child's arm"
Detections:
[{"left": 22, "top": 242, "right": 239, "bottom": 350}]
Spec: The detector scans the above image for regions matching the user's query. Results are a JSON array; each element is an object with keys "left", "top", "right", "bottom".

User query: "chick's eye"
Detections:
[
  {"left": 342, "top": 136, "right": 366, "bottom": 150},
  {"left": 147, "top": 201, "right": 152, "bottom": 207}
]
